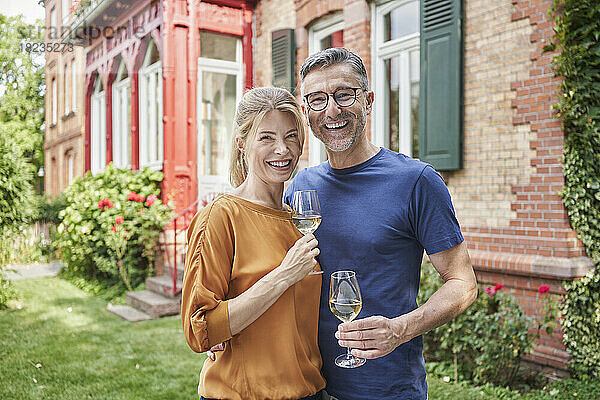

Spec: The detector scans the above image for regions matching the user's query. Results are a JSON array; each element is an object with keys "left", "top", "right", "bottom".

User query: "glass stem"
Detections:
[{"left": 346, "top": 346, "right": 353, "bottom": 360}]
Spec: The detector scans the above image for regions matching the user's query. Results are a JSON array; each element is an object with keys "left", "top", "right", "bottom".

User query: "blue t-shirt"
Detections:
[{"left": 284, "top": 148, "right": 464, "bottom": 400}]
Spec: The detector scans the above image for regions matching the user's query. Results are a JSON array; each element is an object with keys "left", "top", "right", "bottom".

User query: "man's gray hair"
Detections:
[{"left": 299, "top": 47, "right": 369, "bottom": 91}]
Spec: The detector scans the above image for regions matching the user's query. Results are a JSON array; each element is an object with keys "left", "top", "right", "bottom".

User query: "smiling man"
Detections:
[{"left": 284, "top": 47, "right": 478, "bottom": 400}]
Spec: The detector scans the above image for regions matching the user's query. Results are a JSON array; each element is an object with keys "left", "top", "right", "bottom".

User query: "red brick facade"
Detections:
[{"left": 466, "top": 0, "right": 591, "bottom": 374}]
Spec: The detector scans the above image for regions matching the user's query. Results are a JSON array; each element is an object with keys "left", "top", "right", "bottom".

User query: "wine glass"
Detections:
[
  {"left": 292, "top": 190, "right": 323, "bottom": 275},
  {"left": 329, "top": 270, "right": 365, "bottom": 368},
  {"left": 291, "top": 190, "right": 322, "bottom": 235}
]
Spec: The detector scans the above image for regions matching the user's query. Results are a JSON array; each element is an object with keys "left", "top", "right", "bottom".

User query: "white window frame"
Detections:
[
  {"left": 112, "top": 62, "right": 131, "bottom": 169},
  {"left": 52, "top": 78, "right": 57, "bottom": 125},
  {"left": 71, "top": 58, "right": 77, "bottom": 113},
  {"left": 307, "top": 13, "right": 344, "bottom": 167},
  {"left": 62, "top": 0, "right": 70, "bottom": 25},
  {"left": 49, "top": 8, "right": 56, "bottom": 41},
  {"left": 64, "top": 63, "right": 69, "bottom": 114},
  {"left": 371, "top": 0, "right": 420, "bottom": 156},
  {"left": 139, "top": 42, "right": 163, "bottom": 170},
  {"left": 91, "top": 78, "right": 107, "bottom": 174},
  {"left": 66, "top": 151, "right": 74, "bottom": 185},
  {"left": 196, "top": 38, "right": 242, "bottom": 201}
]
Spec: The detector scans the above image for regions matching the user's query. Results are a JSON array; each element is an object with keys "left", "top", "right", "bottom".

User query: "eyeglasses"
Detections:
[{"left": 304, "top": 87, "right": 365, "bottom": 112}]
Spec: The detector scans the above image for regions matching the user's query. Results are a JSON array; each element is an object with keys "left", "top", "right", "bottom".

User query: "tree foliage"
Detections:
[{"left": 0, "top": 14, "right": 45, "bottom": 230}]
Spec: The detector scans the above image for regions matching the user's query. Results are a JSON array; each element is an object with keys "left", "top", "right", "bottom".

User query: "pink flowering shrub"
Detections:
[
  {"left": 418, "top": 261, "right": 560, "bottom": 387},
  {"left": 55, "top": 164, "right": 173, "bottom": 296}
]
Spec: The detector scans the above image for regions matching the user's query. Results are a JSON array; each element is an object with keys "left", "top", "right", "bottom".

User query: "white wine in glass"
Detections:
[
  {"left": 292, "top": 190, "right": 323, "bottom": 275},
  {"left": 291, "top": 190, "right": 322, "bottom": 235},
  {"left": 329, "top": 270, "right": 365, "bottom": 368},
  {"left": 292, "top": 215, "right": 322, "bottom": 235}
]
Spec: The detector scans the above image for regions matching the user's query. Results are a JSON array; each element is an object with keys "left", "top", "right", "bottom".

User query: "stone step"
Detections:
[
  {"left": 126, "top": 290, "right": 180, "bottom": 318},
  {"left": 107, "top": 303, "right": 152, "bottom": 322},
  {"left": 146, "top": 274, "right": 183, "bottom": 298}
]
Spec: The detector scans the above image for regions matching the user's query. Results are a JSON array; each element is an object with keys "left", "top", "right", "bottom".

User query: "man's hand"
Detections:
[
  {"left": 335, "top": 315, "right": 408, "bottom": 359},
  {"left": 334, "top": 242, "right": 477, "bottom": 361}
]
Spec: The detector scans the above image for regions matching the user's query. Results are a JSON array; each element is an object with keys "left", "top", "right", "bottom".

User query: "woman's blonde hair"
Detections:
[{"left": 229, "top": 87, "right": 306, "bottom": 187}]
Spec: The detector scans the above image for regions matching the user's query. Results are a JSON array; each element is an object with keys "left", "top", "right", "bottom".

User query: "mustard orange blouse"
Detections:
[{"left": 181, "top": 194, "right": 325, "bottom": 400}]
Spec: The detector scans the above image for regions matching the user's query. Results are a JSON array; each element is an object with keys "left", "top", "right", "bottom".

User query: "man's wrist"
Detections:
[
  {"left": 391, "top": 309, "right": 422, "bottom": 344},
  {"left": 390, "top": 316, "right": 407, "bottom": 345}
]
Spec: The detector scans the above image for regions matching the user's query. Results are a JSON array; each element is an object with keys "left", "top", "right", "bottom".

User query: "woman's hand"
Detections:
[{"left": 278, "top": 234, "right": 320, "bottom": 284}]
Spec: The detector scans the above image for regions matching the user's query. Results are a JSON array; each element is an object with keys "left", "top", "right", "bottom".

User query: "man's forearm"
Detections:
[
  {"left": 392, "top": 277, "right": 478, "bottom": 342},
  {"left": 337, "top": 243, "right": 478, "bottom": 360}
]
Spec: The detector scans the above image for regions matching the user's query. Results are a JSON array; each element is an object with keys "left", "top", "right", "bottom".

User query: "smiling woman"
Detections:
[
  {"left": 229, "top": 87, "right": 306, "bottom": 190},
  {"left": 181, "top": 87, "right": 327, "bottom": 400},
  {"left": 238, "top": 109, "right": 300, "bottom": 188}
]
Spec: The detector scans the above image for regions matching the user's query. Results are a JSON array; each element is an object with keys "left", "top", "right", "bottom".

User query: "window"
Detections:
[
  {"left": 139, "top": 41, "right": 163, "bottom": 170},
  {"left": 196, "top": 32, "right": 242, "bottom": 199},
  {"left": 52, "top": 78, "right": 57, "bottom": 125},
  {"left": 49, "top": 8, "right": 56, "bottom": 41},
  {"left": 372, "top": 0, "right": 420, "bottom": 157},
  {"left": 62, "top": 0, "right": 70, "bottom": 24},
  {"left": 307, "top": 13, "right": 344, "bottom": 166},
  {"left": 64, "top": 63, "right": 69, "bottom": 114},
  {"left": 91, "top": 77, "right": 107, "bottom": 174},
  {"left": 112, "top": 61, "right": 131, "bottom": 168},
  {"left": 65, "top": 150, "right": 74, "bottom": 185},
  {"left": 71, "top": 59, "right": 76, "bottom": 112}
]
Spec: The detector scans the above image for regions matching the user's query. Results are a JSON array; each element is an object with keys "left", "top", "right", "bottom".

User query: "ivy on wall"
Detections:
[{"left": 546, "top": 0, "right": 600, "bottom": 378}]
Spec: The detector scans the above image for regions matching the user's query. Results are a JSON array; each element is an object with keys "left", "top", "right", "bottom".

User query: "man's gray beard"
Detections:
[
  {"left": 323, "top": 136, "right": 356, "bottom": 152},
  {"left": 317, "top": 117, "right": 366, "bottom": 153}
]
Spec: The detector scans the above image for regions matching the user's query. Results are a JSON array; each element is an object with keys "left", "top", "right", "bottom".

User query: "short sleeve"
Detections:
[
  {"left": 181, "top": 201, "right": 235, "bottom": 353},
  {"left": 409, "top": 166, "right": 464, "bottom": 255}
]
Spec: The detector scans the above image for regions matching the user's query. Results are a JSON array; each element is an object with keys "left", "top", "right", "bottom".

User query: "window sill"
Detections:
[{"left": 140, "top": 160, "right": 163, "bottom": 171}]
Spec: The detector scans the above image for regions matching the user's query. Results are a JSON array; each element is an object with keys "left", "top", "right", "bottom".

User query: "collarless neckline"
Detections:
[
  {"left": 325, "top": 147, "right": 386, "bottom": 175},
  {"left": 220, "top": 193, "right": 292, "bottom": 219}
]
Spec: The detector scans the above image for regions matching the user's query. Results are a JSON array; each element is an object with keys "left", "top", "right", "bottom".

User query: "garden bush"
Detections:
[
  {"left": 55, "top": 164, "right": 173, "bottom": 296},
  {"left": 0, "top": 269, "right": 18, "bottom": 310},
  {"left": 546, "top": 0, "right": 600, "bottom": 378},
  {"left": 418, "top": 262, "right": 558, "bottom": 387},
  {"left": 561, "top": 270, "right": 600, "bottom": 378},
  {"left": 0, "top": 224, "right": 57, "bottom": 267}
]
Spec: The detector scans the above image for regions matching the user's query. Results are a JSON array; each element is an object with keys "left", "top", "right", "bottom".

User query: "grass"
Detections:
[
  {"left": 0, "top": 277, "right": 203, "bottom": 400},
  {"left": 2, "top": 277, "right": 599, "bottom": 399}
]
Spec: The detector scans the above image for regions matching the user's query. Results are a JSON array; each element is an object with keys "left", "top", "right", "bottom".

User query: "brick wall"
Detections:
[
  {"left": 254, "top": 0, "right": 296, "bottom": 87},
  {"left": 448, "top": 1, "right": 536, "bottom": 229},
  {"left": 447, "top": 0, "right": 593, "bottom": 375},
  {"left": 43, "top": 2, "right": 86, "bottom": 197}
]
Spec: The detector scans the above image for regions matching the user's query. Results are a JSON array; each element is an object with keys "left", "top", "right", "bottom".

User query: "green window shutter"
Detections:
[
  {"left": 419, "top": 0, "right": 463, "bottom": 170},
  {"left": 272, "top": 29, "right": 296, "bottom": 95}
]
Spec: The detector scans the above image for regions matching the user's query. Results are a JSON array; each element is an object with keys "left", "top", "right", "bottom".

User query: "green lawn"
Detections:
[
  {"left": 0, "top": 277, "right": 203, "bottom": 400},
  {"left": 1, "top": 277, "right": 598, "bottom": 399}
]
